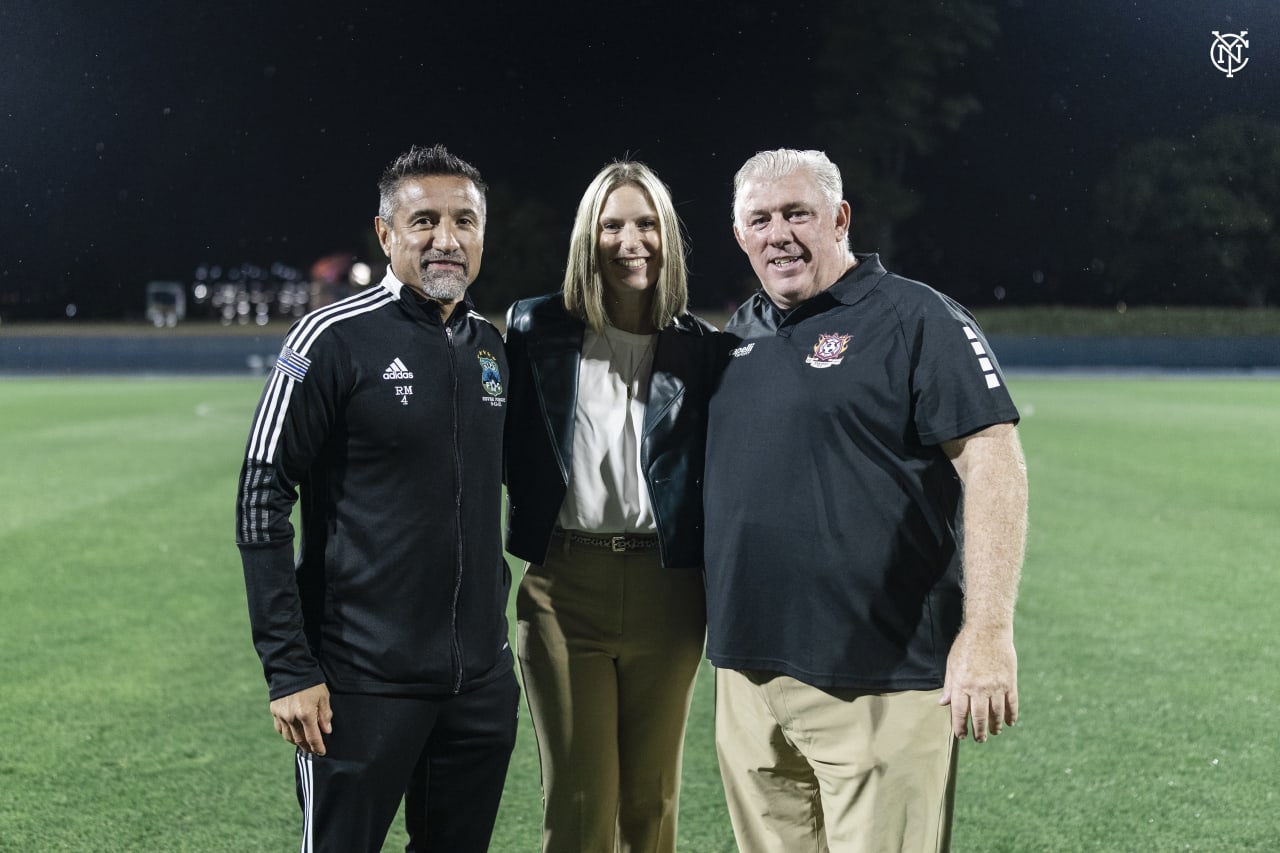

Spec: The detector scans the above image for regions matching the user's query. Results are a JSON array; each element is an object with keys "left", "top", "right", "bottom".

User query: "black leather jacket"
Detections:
[{"left": 503, "top": 293, "right": 716, "bottom": 568}]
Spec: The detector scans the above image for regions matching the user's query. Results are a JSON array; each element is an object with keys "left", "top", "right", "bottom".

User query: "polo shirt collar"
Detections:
[
  {"left": 753, "top": 253, "right": 887, "bottom": 330},
  {"left": 824, "top": 253, "right": 887, "bottom": 305}
]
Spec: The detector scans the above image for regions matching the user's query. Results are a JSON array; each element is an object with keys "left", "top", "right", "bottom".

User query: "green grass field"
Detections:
[{"left": 1, "top": 376, "right": 1277, "bottom": 851}]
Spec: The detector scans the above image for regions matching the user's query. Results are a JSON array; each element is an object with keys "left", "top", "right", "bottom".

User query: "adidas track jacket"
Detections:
[{"left": 236, "top": 273, "right": 513, "bottom": 701}]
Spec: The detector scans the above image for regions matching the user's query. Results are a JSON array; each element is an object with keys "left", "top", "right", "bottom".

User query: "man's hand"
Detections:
[
  {"left": 940, "top": 625, "right": 1018, "bottom": 742},
  {"left": 269, "top": 683, "right": 333, "bottom": 755}
]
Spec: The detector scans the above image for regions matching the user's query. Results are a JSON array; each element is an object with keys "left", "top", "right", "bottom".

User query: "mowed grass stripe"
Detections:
[{"left": 1, "top": 376, "right": 1276, "bottom": 851}]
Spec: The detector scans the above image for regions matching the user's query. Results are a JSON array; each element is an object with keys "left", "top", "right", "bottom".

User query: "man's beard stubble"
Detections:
[{"left": 418, "top": 255, "right": 470, "bottom": 303}]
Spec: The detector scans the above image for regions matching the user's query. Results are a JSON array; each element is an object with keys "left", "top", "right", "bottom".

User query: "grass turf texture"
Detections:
[{"left": 0, "top": 376, "right": 1276, "bottom": 851}]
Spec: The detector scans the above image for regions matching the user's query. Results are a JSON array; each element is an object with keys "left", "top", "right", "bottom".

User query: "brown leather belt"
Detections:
[{"left": 555, "top": 529, "right": 659, "bottom": 553}]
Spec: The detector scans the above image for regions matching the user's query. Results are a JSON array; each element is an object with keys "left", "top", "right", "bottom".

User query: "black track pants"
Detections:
[{"left": 292, "top": 672, "right": 520, "bottom": 853}]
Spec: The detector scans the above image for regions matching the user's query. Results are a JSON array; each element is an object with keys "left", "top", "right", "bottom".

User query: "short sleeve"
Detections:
[{"left": 908, "top": 289, "right": 1020, "bottom": 446}]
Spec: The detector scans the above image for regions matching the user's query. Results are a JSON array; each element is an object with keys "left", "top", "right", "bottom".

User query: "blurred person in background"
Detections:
[
  {"left": 503, "top": 160, "right": 716, "bottom": 853},
  {"left": 235, "top": 144, "right": 518, "bottom": 853}
]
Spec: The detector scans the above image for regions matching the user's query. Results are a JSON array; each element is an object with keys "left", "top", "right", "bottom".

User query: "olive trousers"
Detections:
[{"left": 517, "top": 535, "right": 706, "bottom": 853}]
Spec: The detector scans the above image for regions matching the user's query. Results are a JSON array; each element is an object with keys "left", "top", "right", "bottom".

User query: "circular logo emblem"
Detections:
[
  {"left": 804, "top": 333, "right": 852, "bottom": 369},
  {"left": 1210, "top": 31, "right": 1249, "bottom": 77}
]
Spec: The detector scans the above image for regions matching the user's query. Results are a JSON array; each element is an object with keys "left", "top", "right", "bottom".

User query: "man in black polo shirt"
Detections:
[{"left": 704, "top": 149, "right": 1028, "bottom": 852}]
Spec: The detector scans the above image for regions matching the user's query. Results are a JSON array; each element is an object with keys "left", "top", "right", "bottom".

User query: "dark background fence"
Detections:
[{"left": 3, "top": 333, "right": 1279, "bottom": 375}]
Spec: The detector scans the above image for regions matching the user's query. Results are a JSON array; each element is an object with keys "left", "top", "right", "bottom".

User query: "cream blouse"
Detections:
[{"left": 556, "top": 324, "right": 658, "bottom": 534}]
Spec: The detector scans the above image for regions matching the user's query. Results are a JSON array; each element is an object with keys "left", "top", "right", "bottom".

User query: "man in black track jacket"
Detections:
[{"left": 235, "top": 145, "right": 518, "bottom": 853}]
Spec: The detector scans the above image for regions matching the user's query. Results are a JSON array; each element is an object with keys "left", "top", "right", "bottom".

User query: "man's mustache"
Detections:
[{"left": 421, "top": 252, "right": 466, "bottom": 268}]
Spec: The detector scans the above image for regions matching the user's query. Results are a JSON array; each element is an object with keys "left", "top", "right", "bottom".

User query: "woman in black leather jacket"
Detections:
[{"left": 503, "top": 161, "right": 714, "bottom": 853}]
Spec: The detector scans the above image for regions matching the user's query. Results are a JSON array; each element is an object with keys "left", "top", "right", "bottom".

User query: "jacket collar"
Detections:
[
  {"left": 521, "top": 295, "right": 691, "bottom": 481},
  {"left": 524, "top": 298, "right": 583, "bottom": 484},
  {"left": 378, "top": 264, "right": 477, "bottom": 326}
]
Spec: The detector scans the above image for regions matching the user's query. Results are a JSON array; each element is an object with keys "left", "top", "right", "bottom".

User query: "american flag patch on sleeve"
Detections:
[{"left": 275, "top": 346, "right": 311, "bottom": 382}]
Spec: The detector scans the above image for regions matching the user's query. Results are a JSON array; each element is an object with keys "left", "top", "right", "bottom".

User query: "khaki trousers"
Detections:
[
  {"left": 715, "top": 668, "right": 957, "bottom": 853},
  {"left": 516, "top": 536, "right": 706, "bottom": 853}
]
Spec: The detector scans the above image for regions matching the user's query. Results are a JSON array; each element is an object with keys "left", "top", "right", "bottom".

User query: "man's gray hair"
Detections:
[{"left": 732, "top": 149, "right": 844, "bottom": 228}]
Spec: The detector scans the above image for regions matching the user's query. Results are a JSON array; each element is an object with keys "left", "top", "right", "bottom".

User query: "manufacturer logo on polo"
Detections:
[
  {"left": 805, "top": 333, "right": 852, "bottom": 368},
  {"left": 477, "top": 350, "right": 504, "bottom": 398},
  {"left": 382, "top": 358, "right": 414, "bottom": 380}
]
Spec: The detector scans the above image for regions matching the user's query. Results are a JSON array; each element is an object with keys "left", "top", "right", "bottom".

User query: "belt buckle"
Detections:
[{"left": 610, "top": 535, "right": 627, "bottom": 553}]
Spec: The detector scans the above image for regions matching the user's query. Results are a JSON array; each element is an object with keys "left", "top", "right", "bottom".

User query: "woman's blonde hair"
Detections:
[{"left": 562, "top": 161, "right": 689, "bottom": 333}]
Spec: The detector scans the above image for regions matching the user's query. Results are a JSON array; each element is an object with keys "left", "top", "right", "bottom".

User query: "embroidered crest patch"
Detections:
[
  {"left": 478, "top": 350, "right": 504, "bottom": 397},
  {"left": 804, "top": 333, "right": 852, "bottom": 368}
]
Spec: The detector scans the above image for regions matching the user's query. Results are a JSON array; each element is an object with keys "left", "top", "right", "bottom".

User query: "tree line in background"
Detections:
[
  {"left": 1095, "top": 115, "right": 1279, "bottom": 309},
  {"left": 5, "top": 1, "right": 1272, "bottom": 321},
  {"left": 478, "top": 1, "right": 1277, "bottom": 315},
  {"left": 473, "top": 0, "right": 1007, "bottom": 317},
  {"left": 142, "top": 101, "right": 1280, "bottom": 322}
]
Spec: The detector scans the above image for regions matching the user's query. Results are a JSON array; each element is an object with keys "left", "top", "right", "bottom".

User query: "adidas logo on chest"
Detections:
[{"left": 382, "top": 358, "right": 414, "bottom": 380}]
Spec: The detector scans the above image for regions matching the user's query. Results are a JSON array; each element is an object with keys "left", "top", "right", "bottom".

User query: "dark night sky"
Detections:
[{"left": 1, "top": 0, "right": 1275, "bottom": 317}]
